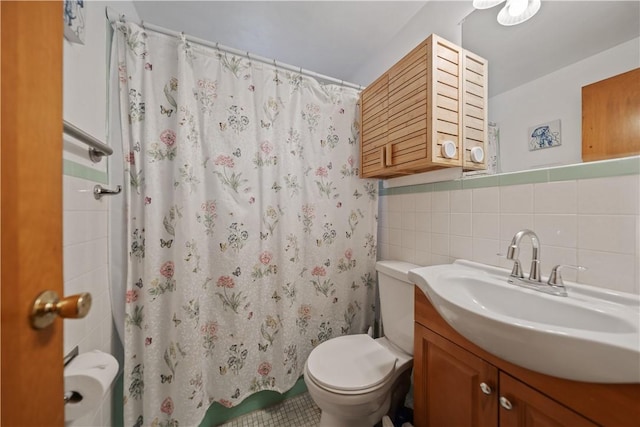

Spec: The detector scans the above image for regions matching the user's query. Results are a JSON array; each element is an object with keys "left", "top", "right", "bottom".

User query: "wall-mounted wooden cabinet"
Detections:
[
  {"left": 414, "top": 288, "right": 640, "bottom": 427},
  {"left": 360, "top": 34, "right": 488, "bottom": 178}
]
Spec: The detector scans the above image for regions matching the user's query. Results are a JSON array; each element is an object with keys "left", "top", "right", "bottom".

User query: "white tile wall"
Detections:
[
  {"left": 378, "top": 174, "right": 640, "bottom": 295},
  {"left": 63, "top": 174, "right": 119, "bottom": 427}
]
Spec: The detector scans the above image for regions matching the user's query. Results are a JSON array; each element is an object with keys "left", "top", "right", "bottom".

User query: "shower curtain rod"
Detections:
[{"left": 105, "top": 7, "right": 364, "bottom": 91}]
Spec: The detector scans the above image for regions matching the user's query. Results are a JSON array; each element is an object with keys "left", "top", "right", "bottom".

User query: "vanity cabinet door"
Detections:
[
  {"left": 499, "top": 373, "right": 597, "bottom": 427},
  {"left": 414, "top": 324, "right": 498, "bottom": 427}
]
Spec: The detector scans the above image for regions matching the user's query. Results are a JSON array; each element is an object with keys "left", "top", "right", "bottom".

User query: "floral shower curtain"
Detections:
[{"left": 113, "top": 22, "right": 378, "bottom": 426}]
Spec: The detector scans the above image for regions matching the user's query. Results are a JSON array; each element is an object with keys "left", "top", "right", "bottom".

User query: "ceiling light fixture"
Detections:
[{"left": 472, "top": 0, "right": 541, "bottom": 26}]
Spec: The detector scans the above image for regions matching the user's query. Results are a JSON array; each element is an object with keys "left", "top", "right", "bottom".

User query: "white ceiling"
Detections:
[
  {"left": 463, "top": 1, "right": 640, "bottom": 96},
  {"left": 133, "top": 1, "right": 640, "bottom": 94},
  {"left": 133, "top": 1, "right": 429, "bottom": 86}
]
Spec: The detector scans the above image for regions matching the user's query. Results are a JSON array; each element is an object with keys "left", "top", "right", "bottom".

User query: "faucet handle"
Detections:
[
  {"left": 547, "top": 264, "right": 587, "bottom": 286},
  {"left": 510, "top": 259, "right": 524, "bottom": 279}
]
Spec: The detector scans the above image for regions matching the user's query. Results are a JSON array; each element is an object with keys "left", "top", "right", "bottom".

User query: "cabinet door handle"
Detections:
[
  {"left": 499, "top": 396, "right": 513, "bottom": 410},
  {"left": 385, "top": 144, "right": 393, "bottom": 167},
  {"left": 379, "top": 146, "right": 386, "bottom": 169},
  {"left": 479, "top": 382, "right": 492, "bottom": 395}
]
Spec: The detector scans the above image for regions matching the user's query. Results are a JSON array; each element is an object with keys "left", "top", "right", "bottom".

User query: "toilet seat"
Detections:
[{"left": 306, "top": 334, "right": 397, "bottom": 392}]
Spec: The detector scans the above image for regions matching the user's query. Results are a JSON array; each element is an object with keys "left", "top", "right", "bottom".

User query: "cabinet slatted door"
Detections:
[
  {"left": 388, "top": 40, "right": 428, "bottom": 170},
  {"left": 360, "top": 72, "right": 392, "bottom": 177},
  {"left": 414, "top": 325, "right": 498, "bottom": 427},
  {"left": 428, "top": 36, "right": 464, "bottom": 168},
  {"left": 499, "top": 373, "right": 598, "bottom": 427},
  {"left": 462, "top": 49, "right": 488, "bottom": 171}
]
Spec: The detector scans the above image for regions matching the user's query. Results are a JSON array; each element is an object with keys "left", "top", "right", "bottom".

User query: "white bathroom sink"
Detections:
[{"left": 409, "top": 260, "right": 640, "bottom": 383}]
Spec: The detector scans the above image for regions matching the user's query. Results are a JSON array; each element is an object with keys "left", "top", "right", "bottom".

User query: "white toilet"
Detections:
[{"left": 304, "top": 260, "right": 418, "bottom": 427}]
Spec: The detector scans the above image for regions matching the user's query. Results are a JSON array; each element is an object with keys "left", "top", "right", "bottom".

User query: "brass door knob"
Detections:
[{"left": 30, "top": 291, "right": 92, "bottom": 329}]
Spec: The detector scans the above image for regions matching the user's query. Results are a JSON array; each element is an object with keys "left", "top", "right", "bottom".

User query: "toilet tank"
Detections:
[{"left": 376, "top": 260, "right": 419, "bottom": 355}]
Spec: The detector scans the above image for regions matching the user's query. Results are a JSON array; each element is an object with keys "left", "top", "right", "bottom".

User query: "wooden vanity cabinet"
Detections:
[
  {"left": 498, "top": 373, "right": 596, "bottom": 427},
  {"left": 414, "top": 325, "right": 498, "bottom": 427},
  {"left": 414, "top": 288, "right": 640, "bottom": 427}
]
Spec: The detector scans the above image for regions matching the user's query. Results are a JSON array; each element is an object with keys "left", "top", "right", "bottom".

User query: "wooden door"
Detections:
[
  {"left": 1, "top": 2, "right": 64, "bottom": 426},
  {"left": 582, "top": 67, "right": 640, "bottom": 162},
  {"left": 499, "top": 373, "right": 597, "bottom": 427},
  {"left": 414, "top": 324, "right": 498, "bottom": 427}
]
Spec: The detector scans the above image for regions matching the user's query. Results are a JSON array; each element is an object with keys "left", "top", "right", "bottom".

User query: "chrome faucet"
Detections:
[
  {"left": 506, "top": 229, "right": 541, "bottom": 282},
  {"left": 504, "top": 230, "right": 586, "bottom": 297}
]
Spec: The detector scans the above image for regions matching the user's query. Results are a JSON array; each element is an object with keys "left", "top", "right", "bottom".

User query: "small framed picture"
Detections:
[
  {"left": 528, "top": 119, "right": 561, "bottom": 151},
  {"left": 63, "top": 0, "right": 85, "bottom": 45}
]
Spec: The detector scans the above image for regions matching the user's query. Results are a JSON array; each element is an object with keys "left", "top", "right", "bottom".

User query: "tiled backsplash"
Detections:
[{"left": 378, "top": 167, "right": 640, "bottom": 295}]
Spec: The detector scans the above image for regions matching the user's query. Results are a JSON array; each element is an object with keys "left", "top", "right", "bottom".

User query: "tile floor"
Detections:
[{"left": 218, "top": 392, "right": 321, "bottom": 427}]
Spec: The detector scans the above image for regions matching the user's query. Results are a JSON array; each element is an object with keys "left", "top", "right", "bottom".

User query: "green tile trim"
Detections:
[
  {"left": 433, "top": 180, "right": 462, "bottom": 191},
  {"left": 380, "top": 183, "right": 433, "bottom": 196},
  {"left": 112, "top": 372, "right": 124, "bottom": 427},
  {"left": 378, "top": 156, "right": 640, "bottom": 196},
  {"left": 461, "top": 175, "right": 499, "bottom": 189},
  {"left": 63, "top": 159, "right": 109, "bottom": 184},
  {"left": 498, "top": 169, "right": 549, "bottom": 186},
  {"left": 199, "top": 376, "right": 308, "bottom": 426},
  {"left": 548, "top": 156, "right": 640, "bottom": 181}
]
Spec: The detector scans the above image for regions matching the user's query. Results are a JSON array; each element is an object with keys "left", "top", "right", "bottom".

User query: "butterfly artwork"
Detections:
[
  {"left": 135, "top": 278, "right": 143, "bottom": 289},
  {"left": 232, "top": 148, "right": 241, "bottom": 157},
  {"left": 160, "top": 105, "right": 174, "bottom": 117},
  {"left": 172, "top": 313, "right": 181, "bottom": 327},
  {"left": 324, "top": 259, "right": 331, "bottom": 267},
  {"left": 258, "top": 343, "right": 268, "bottom": 352},
  {"left": 133, "top": 416, "right": 143, "bottom": 427},
  {"left": 232, "top": 267, "right": 241, "bottom": 277},
  {"left": 160, "top": 374, "right": 173, "bottom": 384},
  {"left": 219, "top": 366, "right": 227, "bottom": 375},
  {"left": 160, "top": 238, "right": 173, "bottom": 248},
  {"left": 231, "top": 388, "right": 240, "bottom": 399},
  {"left": 341, "top": 326, "right": 349, "bottom": 334},
  {"left": 219, "top": 242, "right": 228, "bottom": 252},
  {"left": 133, "top": 141, "right": 141, "bottom": 152},
  {"left": 219, "top": 122, "right": 227, "bottom": 131},
  {"left": 145, "top": 62, "right": 153, "bottom": 71},
  {"left": 260, "top": 119, "right": 271, "bottom": 129},
  {"left": 327, "top": 162, "right": 333, "bottom": 170},
  {"left": 260, "top": 232, "right": 269, "bottom": 241}
]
